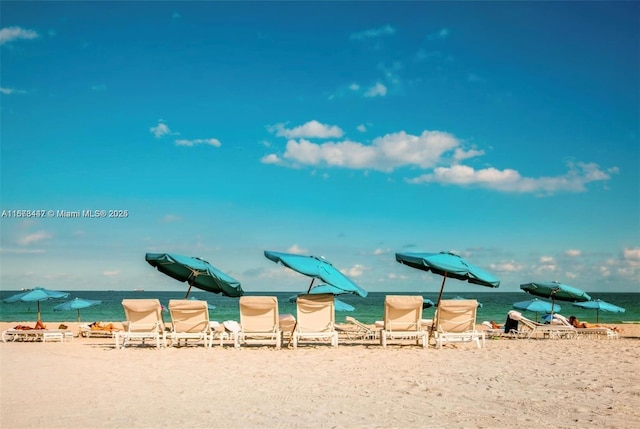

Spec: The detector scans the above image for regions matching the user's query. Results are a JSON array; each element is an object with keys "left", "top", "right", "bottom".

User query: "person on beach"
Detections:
[
  {"left": 13, "top": 320, "right": 46, "bottom": 330},
  {"left": 568, "top": 316, "right": 620, "bottom": 332},
  {"left": 89, "top": 321, "right": 118, "bottom": 332}
]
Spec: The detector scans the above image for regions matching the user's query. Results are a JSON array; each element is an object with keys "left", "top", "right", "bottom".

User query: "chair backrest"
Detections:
[
  {"left": 168, "top": 299, "right": 210, "bottom": 333},
  {"left": 296, "top": 294, "right": 335, "bottom": 333},
  {"left": 239, "top": 296, "right": 279, "bottom": 333},
  {"left": 436, "top": 299, "right": 478, "bottom": 333},
  {"left": 121, "top": 299, "right": 164, "bottom": 332},
  {"left": 384, "top": 295, "right": 423, "bottom": 332}
]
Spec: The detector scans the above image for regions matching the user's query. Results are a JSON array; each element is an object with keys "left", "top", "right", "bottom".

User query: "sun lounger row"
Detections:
[
  {"left": 113, "top": 295, "right": 485, "bottom": 349},
  {"left": 2, "top": 328, "right": 73, "bottom": 343}
]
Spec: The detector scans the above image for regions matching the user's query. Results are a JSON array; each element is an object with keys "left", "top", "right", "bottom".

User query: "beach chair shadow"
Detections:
[
  {"left": 167, "top": 299, "right": 211, "bottom": 348},
  {"left": 117, "top": 299, "right": 166, "bottom": 349},
  {"left": 293, "top": 294, "right": 338, "bottom": 349},
  {"left": 434, "top": 299, "right": 484, "bottom": 349},
  {"left": 380, "top": 295, "right": 427, "bottom": 349},
  {"left": 238, "top": 296, "right": 282, "bottom": 349}
]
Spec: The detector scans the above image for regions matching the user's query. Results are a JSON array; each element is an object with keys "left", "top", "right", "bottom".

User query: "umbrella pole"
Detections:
[
  {"left": 184, "top": 283, "right": 193, "bottom": 299},
  {"left": 305, "top": 278, "right": 315, "bottom": 294},
  {"left": 77, "top": 309, "right": 81, "bottom": 323},
  {"left": 596, "top": 309, "right": 599, "bottom": 323},
  {"left": 430, "top": 273, "right": 448, "bottom": 343},
  {"left": 288, "top": 278, "right": 316, "bottom": 348},
  {"left": 37, "top": 301, "right": 41, "bottom": 322}
]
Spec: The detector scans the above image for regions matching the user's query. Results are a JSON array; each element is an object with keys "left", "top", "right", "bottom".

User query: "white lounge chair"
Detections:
[
  {"left": 293, "top": 294, "right": 338, "bottom": 349},
  {"left": 238, "top": 296, "right": 282, "bottom": 349},
  {"left": 167, "top": 299, "right": 211, "bottom": 348},
  {"left": 434, "top": 299, "right": 484, "bottom": 348},
  {"left": 509, "top": 310, "right": 577, "bottom": 340},
  {"left": 116, "top": 299, "right": 166, "bottom": 349},
  {"left": 380, "top": 295, "right": 428, "bottom": 349}
]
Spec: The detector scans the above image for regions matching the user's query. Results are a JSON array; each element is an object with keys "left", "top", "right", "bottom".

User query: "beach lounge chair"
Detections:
[
  {"left": 550, "top": 313, "right": 618, "bottom": 339},
  {"left": 380, "top": 295, "right": 428, "bottom": 349},
  {"left": 343, "top": 316, "right": 380, "bottom": 340},
  {"left": 293, "top": 294, "right": 338, "bottom": 349},
  {"left": 434, "top": 299, "right": 484, "bottom": 349},
  {"left": 509, "top": 310, "right": 577, "bottom": 340},
  {"left": 2, "top": 327, "right": 71, "bottom": 343},
  {"left": 238, "top": 296, "right": 282, "bottom": 349},
  {"left": 116, "top": 299, "right": 166, "bottom": 349},
  {"left": 166, "top": 299, "right": 211, "bottom": 348},
  {"left": 79, "top": 322, "right": 120, "bottom": 338}
]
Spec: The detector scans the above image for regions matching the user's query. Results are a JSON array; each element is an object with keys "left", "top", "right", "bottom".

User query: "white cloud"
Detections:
[
  {"left": 343, "top": 264, "right": 365, "bottom": 278},
  {"left": 0, "top": 87, "right": 27, "bottom": 95},
  {"left": 287, "top": 244, "right": 308, "bottom": 254},
  {"left": 534, "top": 256, "right": 557, "bottom": 273},
  {"left": 273, "top": 130, "right": 462, "bottom": 172},
  {"left": 623, "top": 247, "right": 640, "bottom": 261},
  {"left": 407, "top": 162, "right": 617, "bottom": 195},
  {"left": 357, "top": 124, "right": 367, "bottom": 133},
  {"left": 564, "top": 249, "right": 581, "bottom": 257},
  {"left": 373, "top": 248, "right": 389, "bottom": 255},
  {"left": 490, "top": 261, "right": 524, "bottom": 273},
  {"left": 364, "top": 82, "right": 387, "bottom": 97},
  {"left": 150, "top": 121, "right": 172, "bottom": 138},
  {"left": 175, "top": 138, "right": 221, "bottom": 147},
  {"left": 260, "top": 154, "right": 281, "bottom": 165},
  {"left": 350, "top": 25, "right": 395, "bottom": 41},
  {"left": 0, "top": 26, "right": 39, "bottom": 45},
  {"left": 269, "top": 120, "right": 344, "bottom": 139},
  {"left": 161, "top": 214, "right": 181, "bottom": 223},
  {"left": 349, "top": 83, "right": 360, "bottom": 91},
  {"left": 17, "top": 231, "right": 52, "bottom": 245}
]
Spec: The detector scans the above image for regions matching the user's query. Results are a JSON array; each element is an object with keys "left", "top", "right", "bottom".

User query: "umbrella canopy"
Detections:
[
  {"left": 423, "top": 298, "right": 435, "bottom": 309},
  {"left": 3, "top": 287, "right": 70, "bottom": 321},
  {"left": 145, "top": 253, "right": 243, "bottom": 298},
  {"left": 572, "top": 299, "right": 625, "bottom": 323},
  {"left": 520, "top": 281, "right": 590, "bottom": 314},
  {"left": 264, "top": 250, "right": 368, "bottom": 297},
  {"left": 452, "top": 296, "right": 483, "bottom": 308},
  {"left": 188, "top": 296, "right": 216, "bottom": 310},
  {"left": 53, "top": 298, "right": 102, "bottom": 322},
  {"left": 513, "top": 298, "right": 559, "bottom": 322}
]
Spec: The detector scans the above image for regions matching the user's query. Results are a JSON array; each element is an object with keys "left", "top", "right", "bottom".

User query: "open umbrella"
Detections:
[
  {"left": 3, "top": 287, "right": 70, "bottom": 321},
  {"left": 520, "top": 281, "right": 591, "bottom": 314},
  {"left": 513, "top": 298, "right": 559, "bottom": 322},
  {"left": 572, "top": 299, "right": 625, "bottom": 323},
  {"left": 264, "top": 251, "right": 367, "bottom": 297},
  {"left": 452, "top": 296, "right": 483, "bottom": 308},
  {"left": 188, "top": 296, "right": 216, "bottom": 310},
  {"left": 423, "top": 298, "right": 435, "bottom": 309},
  {"left": 145, "top": 253, "right": 243, "bottom": 298},
  {"left": 53, "top": 298, "right": 102, "bottom": 322},
  {"left": 395, "top": 252, "right": 499, "bottom": 340}
]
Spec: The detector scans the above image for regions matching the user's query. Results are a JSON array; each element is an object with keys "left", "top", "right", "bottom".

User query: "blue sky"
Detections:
[{"left": 1, "top": 1, "right": 638, "bottom": 294}]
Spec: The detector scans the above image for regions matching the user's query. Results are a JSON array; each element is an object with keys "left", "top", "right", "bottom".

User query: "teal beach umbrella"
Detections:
[
  {"left": 513, "top": 298, "right": 559, "bottom": 322},
  {"left": 572, "top": 299, "right": 625, "bottom": 323},
  {"left": 520, "top": 281, "right": 591, "bottom": 314},
  {"left": 3, "top": 287, "right": 70, "bottom": 321},
  {"left": 54, "top": 298, "right": 102, "bottom": 322},
  {"left": 146, "top": 253, "right": 243, "bottom": 298}
]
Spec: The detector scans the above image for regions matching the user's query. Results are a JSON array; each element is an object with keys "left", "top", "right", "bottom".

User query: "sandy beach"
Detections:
[{"left": 1, "top": 321, "right": 639, "bottom": 429}]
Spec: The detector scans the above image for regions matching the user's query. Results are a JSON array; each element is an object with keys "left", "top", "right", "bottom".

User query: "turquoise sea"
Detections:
[{"left": 1, "top": 290, "right": 638, "bottom": 325}]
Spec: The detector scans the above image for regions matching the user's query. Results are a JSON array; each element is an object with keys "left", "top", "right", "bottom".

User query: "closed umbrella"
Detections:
[
  {"left": 145, "top": 253, "right": 243, "bottom": 298},
  {"left": 53, "top": 298, "right": 102, "bottom": 322},
  {"left": 572, "top": 299, "right": 625, "bottom": 323},
  {"left": 3, "top": 287, "right": 70, "bottom": 321}
]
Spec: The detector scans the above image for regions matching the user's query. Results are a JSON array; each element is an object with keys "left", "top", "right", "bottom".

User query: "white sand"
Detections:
[{"left": 1, "top": 321, "right": 639, "bottom": 429}]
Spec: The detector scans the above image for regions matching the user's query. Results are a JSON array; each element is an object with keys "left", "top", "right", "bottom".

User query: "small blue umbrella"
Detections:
[
  {"left": 452, "top": 296, "right": 483, "bottom": 308},
  {"left": 520, "top": 281, "right": 591, "bottom": 314},
  {"left": 513, "top": 298, "right": 559, "bottom": 322},
  {"left": 423, "top": 298, "right": 435, "bottom": 309},
  {"left": 146, "top": 253, "right": 243, "bottom": 298},
  {"left": 188, "top": 296, "right": 216, "bottom": 310},
  {"left": 3, "top": 287, "right": 70, "bottom": 321},
  {"left": 54, "top": 298, "right": 102, "bottom": 322},
  {"left": 572, "top": 299, "right": 625, "bottom": 323},
  {"left": 264, "top": 251, "right": 368, "bottom": 297}
]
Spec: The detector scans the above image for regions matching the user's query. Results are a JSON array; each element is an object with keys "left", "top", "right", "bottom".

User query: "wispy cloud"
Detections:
[
  {"left": 427, "top": 28, "right": 450, "bottom": 41},
  {"left": 350, "top": 25, "right": 395, "bottom": 41},
  {"left": 17, "top": 231, "right": 52, "bottom": 245},
  {"left": 564, "top": 249, "right": 581, "bottom": 257},
  {"left": 103, "top": 270, "right": 120, "bottom": 277},
  {"left": 408, "top": 162, "right": 618, "bottom": 195},
  {"left": 342, "top": 264, "right": 365, "bottom": 278},
  {"left": 0, "top": 87, "right": 27, "bottom": 95},
  {"left": 0, "top": 26, "right": 39, "bottom": 45},
  {"left": 287, "top": 244, "right": 308, "bottom": 254},
  {"left": 269, "top": 120, "right": 344, "bottom": 139},
  {"left": 175, "top": 138, "right": 221, "bottom": 147}
]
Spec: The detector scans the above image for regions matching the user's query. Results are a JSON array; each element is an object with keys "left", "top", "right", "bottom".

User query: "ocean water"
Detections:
[{"left": 1, "top": 290, "right": 638, "bottom": 325}]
